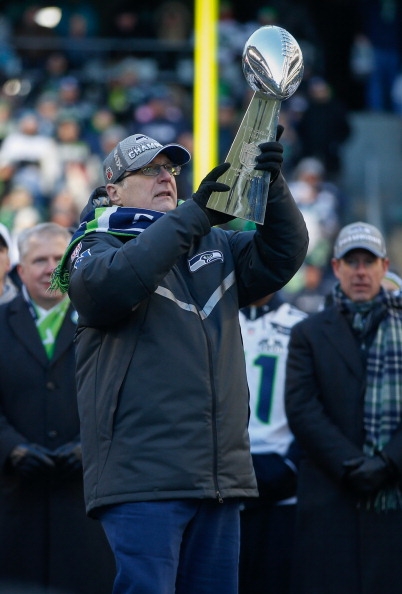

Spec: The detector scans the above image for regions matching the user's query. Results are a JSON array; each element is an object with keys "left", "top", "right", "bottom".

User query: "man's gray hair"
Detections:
[{"left": 17, "top": 223, "right": 72, "bottom": 262}]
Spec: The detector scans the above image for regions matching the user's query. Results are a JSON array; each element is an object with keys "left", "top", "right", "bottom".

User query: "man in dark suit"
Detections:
[
  {"left": 0, "top": 222, "right": 115, "bottom": 594},
  {"left": 285, "top": 221, "right": 402, "bottom": 594}
]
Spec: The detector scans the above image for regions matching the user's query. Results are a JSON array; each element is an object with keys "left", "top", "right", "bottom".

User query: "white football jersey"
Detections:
[{"left": 240, "top": 300, "right": 307, "bottom": 455}]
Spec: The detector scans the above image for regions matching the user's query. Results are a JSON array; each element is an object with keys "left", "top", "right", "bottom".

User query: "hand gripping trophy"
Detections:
[{"left": 207, "top": 25, "right": 304, "bottom": 223}]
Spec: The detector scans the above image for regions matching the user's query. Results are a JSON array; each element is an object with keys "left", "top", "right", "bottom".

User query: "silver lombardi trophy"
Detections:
[{"left": 207, "top": 26, "right": 304, "bottom": 223}]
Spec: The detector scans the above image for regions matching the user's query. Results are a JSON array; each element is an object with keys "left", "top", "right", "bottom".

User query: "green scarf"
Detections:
[{"left": 33, "top": 297, "right": 70, "bottom": 358}]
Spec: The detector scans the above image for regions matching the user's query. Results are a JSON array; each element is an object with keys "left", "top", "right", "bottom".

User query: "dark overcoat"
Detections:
[
  {"left": 0, "top": 294, "right": 115, "bottom": 594},
  {"left": 285, "top": 305, "right": 402, "bottom": 594}
]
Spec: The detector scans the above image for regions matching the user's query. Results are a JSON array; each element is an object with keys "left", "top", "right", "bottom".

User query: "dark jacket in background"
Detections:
[
  {"left": 285, "top": 305, "right": 402, "bottom": 594},
  {"left": 0, "top": 294, "right": 115, "bottom": 594}
]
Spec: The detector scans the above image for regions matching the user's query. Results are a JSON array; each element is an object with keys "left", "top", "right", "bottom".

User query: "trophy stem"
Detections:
[{"left": 207, "top": 92, "right": 281, "bottom": 224}]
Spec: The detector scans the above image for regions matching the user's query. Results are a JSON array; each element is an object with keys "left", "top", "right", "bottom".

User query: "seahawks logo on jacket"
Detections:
[
  {"left": 188, "top": 250, "right": 224, "bottom": 272},
  {"left": 73, "top": 248, "right": 92, "bottom": 269}
]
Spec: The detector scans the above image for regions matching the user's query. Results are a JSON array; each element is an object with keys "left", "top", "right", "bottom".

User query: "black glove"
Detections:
[
  {"left": 8, "top": 443, "right": 55, "bottom": 479},
  {"left": 252, "top": 452, "right": 297, "bottom": 502},
  {"left": 53, "top": 441, "right": 82, "bottom": 479},
  {"left": 192, "top": 163, "right": 233, "bottom": 227},
  {"left": 254, "top": 124, "right": 284, "bottom": 183},
  {"left": 343, "top": 454, "right": 396, "bottom": 494}
]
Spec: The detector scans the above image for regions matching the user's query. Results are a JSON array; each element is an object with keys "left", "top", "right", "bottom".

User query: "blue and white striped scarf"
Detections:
[{"left": 50, "top": 206, "right": 164, "bottom": 293}]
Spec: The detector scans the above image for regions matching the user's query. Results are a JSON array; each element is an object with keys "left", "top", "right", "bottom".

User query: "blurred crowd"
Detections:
[{"left": 0, "top": 0, "right": 400, "bottom": 312}]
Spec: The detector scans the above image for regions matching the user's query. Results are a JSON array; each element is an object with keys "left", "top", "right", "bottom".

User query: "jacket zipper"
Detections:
[{"left": 201, "top": 316, "right": 223, "bottom": 502}]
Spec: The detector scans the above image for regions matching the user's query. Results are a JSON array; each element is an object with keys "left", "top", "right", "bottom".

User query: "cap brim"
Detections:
[{"left": 336, "top": 245, "right": 385, "bottom": 259}]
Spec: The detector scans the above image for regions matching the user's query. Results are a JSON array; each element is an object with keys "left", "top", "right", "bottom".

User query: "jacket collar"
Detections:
[
  {"left": 322, "top": 305, "right": 365, "bottom": 378},
  {"left": 8, "top": 294, "right": 76, "bottom": 367}
]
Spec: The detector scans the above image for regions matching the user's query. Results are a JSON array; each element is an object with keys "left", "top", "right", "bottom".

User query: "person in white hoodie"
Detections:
[{"left": 0, "top": 222, "right": 18, "bottom": 304}]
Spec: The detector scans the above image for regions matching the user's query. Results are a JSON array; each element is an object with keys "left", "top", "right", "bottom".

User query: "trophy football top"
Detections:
[{"left": 242, "top": 25, "right": 304, "bottom": 101}]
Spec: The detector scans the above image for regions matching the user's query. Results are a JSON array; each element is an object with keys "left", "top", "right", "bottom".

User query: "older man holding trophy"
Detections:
[{"left": 54, "top": 24, "right": 307, "bottom": 594}]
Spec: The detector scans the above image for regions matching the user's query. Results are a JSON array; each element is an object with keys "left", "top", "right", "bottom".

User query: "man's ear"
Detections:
[
  {"left": 331, "top": 257, "right": 341, "bottom": 280},
  {"left": 106, "top": 183, "right": 122, "bottom": 205},
  {"left": 16, "top": 263, "right": 24, "bottom": 283}
]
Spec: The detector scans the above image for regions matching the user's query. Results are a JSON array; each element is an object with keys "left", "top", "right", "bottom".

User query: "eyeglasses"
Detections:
[{"left": 120, "top": 164, "right": 181, "bottom": 180}]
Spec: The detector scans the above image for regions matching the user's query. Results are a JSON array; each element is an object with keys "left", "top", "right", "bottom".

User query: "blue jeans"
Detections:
[{"left": 99, "top": 499, "right": 240, "bottom": 594}]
